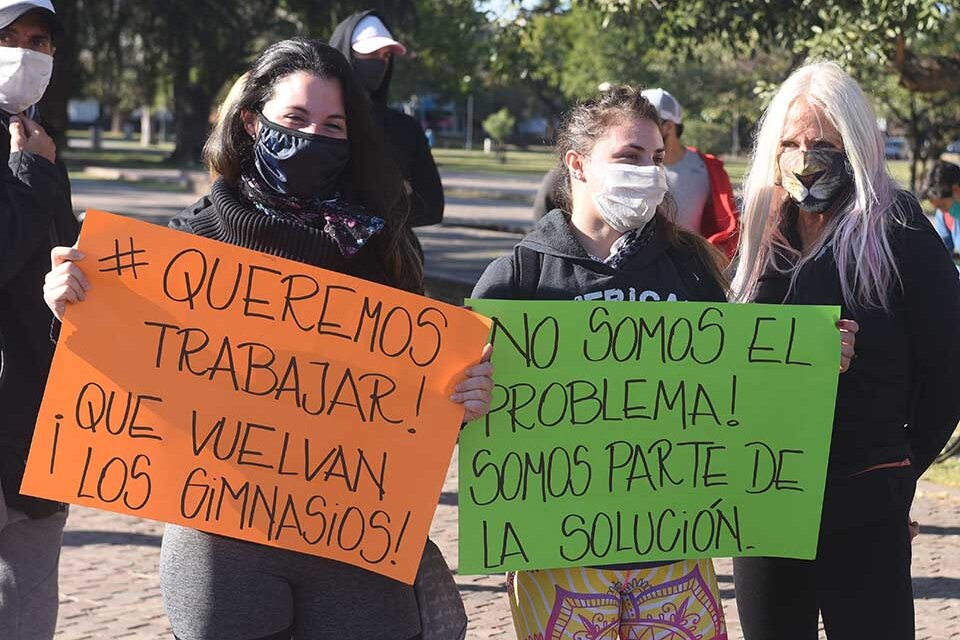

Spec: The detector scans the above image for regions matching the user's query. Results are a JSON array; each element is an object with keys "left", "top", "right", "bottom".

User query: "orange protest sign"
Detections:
[{"left": 22, "top": 210, "right": 490, "bottom": 584}]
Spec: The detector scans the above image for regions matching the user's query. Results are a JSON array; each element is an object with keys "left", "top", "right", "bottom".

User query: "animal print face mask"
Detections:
[{"left": 777, "top": 148, "right": 853, "bottom": 213}]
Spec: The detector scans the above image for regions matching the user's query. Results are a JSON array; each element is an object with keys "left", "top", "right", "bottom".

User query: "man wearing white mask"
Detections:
[{"left": 0, "top": 2, "right": 77, "bottom": 638}]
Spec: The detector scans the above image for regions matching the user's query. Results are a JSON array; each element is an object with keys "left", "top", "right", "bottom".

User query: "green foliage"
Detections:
[
  {"left": 483, "top": 108, "right": 517, "bottom": 162},
  {"left": 483, "top": 108, "right": 516, "bottom": 143},
  {"left": 579, "top": 0, "right": 959, "bottom": 186},
  {"left": 682, "top": 120, "right": 731, "bottom": 156}
]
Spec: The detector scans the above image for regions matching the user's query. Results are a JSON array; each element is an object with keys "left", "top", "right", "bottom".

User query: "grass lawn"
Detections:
[
  {"left": 433, "top": 147, "right": 557, "bottom": 175},
  {"left": 61, "top": 135, "right": 917, "bottom": 196},
  {"left": 63, "top": 147, "right": 184, "bottom": 170},
  {"left": 923, "top": 458, "right": 960, "bottom": 489},
  {"left": 433, "top": 147, "right": 914, "bottom": 189}
]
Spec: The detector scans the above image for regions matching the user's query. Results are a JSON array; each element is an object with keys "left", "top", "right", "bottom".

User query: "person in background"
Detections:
[
  {"left": 642, "top": 88, "right": 739, "bottom": 258},
  {"left": 921, "top": 160, "right": 960, "bottom": 258},
  {"left": 0, "top": 1, "right": 77, "bottom": 638},
  {"left": 330, "top": 11, "right": 444, "bottom": 228},
  {"left": 531, "top": 164, "right": 563, "bottom": 222}
]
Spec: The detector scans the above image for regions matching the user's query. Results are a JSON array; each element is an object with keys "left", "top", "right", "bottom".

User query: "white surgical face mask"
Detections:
[
  {"left": 592, "top": 163, "right": 668, "bottom": 233},
  {"left": 0, "top": 47, "right": 53, "bottom": 115}
]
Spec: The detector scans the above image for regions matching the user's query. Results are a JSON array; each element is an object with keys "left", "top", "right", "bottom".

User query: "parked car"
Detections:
[{"left": 884, "top": 137, "right": 909, "bottom": 160}]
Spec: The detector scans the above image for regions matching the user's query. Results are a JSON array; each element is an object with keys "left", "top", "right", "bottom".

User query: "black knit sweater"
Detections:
[{"left": 169, "top": 178, "right": 391, "bottom": 286}]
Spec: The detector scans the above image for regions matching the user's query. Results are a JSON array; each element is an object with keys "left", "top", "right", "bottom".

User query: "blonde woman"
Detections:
[{"left": 731, "top": 61, "right": 960, "bottom": 639}]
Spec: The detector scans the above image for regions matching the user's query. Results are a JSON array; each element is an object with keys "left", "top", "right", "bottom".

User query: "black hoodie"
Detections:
[
  {"left": 472, "top": 210, "right": 724, "bottom": 571},
  {"left": 472, "top": 210, "right": 726, "bottom": 303},
  {"left": 330, "top": 11, "right": 444, "bottom": 228},
  {"left": 0, "top": 117, "right": 78, "bottom": 518}
]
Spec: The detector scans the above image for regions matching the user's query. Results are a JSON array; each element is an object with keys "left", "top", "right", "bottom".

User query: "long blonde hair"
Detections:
[{"left": 731, "top": 61, "right": 907, "bottom": 311}]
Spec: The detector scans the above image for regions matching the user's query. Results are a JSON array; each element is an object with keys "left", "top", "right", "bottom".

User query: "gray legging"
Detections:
[{"left": 160, "top": 525, "right": 420, "bottom": 640}]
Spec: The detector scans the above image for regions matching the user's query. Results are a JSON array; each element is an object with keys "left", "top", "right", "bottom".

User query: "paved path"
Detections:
[
  {"left": 55, "top": 178, "right": 960, "bottom": 637},
  {"left": 54, "top": 455, "right": 960, "bottom": 639},
  {"left": 71, "top": 178, "right": 528, "bottom": 306}
]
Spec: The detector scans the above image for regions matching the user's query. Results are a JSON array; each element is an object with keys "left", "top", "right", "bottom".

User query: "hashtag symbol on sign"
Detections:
[{"left": 97, "top": 237, "right": 149, "bottom": 279}]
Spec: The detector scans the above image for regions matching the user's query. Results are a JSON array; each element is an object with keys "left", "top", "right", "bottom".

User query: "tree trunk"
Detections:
[
  {"left": 140, "top": 105, "right": 153, "bottom": 147},
  {"left": 110, "top": 110, "right": 123, "bottom": 134},
  {"left": 910, "top": 134, "right": 922, "bottom": 193},
  {"left": 168, "top": 90, "right": 214, "bottom": 164},
  {"left": 893, "top": 37, "right": 960, "bottom": 94},
  {"left": 37, "top": 0, "right": 80, "bottom": 152}
]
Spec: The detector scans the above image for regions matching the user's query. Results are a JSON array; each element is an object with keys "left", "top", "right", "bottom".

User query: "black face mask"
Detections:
[
  {"left": 353, "top": 58, "right": 388, "bottom": 94},
  {"left": 253, "top": 113, "right": 350, "bottom": 198}
]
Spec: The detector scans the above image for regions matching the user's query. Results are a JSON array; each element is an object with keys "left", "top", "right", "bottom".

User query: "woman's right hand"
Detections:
[{"left": 44, "top": 245, "right": 89, "bottom": 321}]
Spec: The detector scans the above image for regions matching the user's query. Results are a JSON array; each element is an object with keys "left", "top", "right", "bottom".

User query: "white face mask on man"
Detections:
[
  {"left": 591, "top": 163, "right": 669, "bottom": 233},
  {"left": 0, "top": 47, "right": 53, "bottom": 115}
]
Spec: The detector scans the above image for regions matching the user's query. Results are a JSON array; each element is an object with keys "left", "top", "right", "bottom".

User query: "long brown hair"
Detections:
[
  {"left": 203, "top": 38, "right": 423, "bottom": 294},
  {"left": 554, "top": 85, "right": 728, "bottom": 290}
]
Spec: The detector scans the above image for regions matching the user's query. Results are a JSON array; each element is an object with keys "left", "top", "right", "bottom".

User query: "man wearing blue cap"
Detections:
[{"left": 0, "top": 1, "right": 78, "bottom": 637}]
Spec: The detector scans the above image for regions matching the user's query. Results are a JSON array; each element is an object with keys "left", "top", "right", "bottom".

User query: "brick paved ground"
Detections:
[
  {"left": 51, "top": 186, "right": 960, "bottom": 638},
  {"left": 54, "top": 449, "right": 960, "bottom": 639}
]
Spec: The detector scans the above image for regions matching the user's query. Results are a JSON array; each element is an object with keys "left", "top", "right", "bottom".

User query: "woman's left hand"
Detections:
[
  {"left": 838, "top": 319, "right": 859, "bottom": 373},
  {"left": 452, "top": 343, "right": 494, "bottom": 422}
]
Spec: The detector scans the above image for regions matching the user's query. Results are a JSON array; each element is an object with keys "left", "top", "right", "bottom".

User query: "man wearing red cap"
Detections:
[
  {"left": 330, "top": 12, "right": 444, "bottom": 230},
  {"left": 0, "top": 1, "right": 78, "bottom": 637}
]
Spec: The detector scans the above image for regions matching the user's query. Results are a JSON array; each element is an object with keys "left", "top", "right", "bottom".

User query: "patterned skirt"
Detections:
[{"left": 508, "top": 559, "right": 727, "bottom": 640}]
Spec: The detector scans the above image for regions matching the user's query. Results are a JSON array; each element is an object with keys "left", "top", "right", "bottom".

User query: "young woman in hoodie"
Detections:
[
  {"left": 471, "top": 86, "right": 856, "bottom": 640},
  {"left": 43, "top": 38, "right": 492, "bottom": 640}
]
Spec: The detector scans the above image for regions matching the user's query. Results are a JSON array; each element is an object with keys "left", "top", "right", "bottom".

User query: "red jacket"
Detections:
[{"left": 692, "top": 147, "right": 739, "bottom": 258}]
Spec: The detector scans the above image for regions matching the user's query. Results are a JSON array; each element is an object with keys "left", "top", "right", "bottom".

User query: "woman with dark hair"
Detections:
[{"left": 42, "top": 38, "right": 493, "bottom": 640}]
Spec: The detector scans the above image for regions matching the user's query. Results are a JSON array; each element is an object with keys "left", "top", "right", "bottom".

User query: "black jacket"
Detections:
[
  {"left": 756, "top": 194, "right": 960, "bottom": 481},
  {"left": 472, "top": 210, "right": 724, "bottom": 571},
  {"left": 0, "top": 123, "right": 79, "bottom": 518},
  {"left": 757, "top": 194, "right": 960, "bottom": 534},
  {"left": 472, "top": 210, "right": 726, "bottom": 303},
  {"left": 329, "top": 10, "right": 444, "bottom": 228}
]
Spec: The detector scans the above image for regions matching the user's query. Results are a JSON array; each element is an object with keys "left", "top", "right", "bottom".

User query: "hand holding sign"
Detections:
[
  {"left": 44, "top": 245, "right": 89, "bottom": 319},
  {"left": 27, "top": 210, "right": 491, "bottom": 584}
]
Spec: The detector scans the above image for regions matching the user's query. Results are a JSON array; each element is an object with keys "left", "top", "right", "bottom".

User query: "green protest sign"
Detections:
[{"left": 459, "top": 300, "right": 840, "bottom": 574}]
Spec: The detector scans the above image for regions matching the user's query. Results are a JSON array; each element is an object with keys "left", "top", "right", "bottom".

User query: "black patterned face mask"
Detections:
[
  {"left": 254, "top": 113, "right": 350, "bottom": 198},
  {"left": 777, "top": 148, "right": 853, "bottom": 213}
]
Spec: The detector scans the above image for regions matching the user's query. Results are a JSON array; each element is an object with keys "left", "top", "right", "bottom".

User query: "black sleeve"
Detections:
[
  {"left": 405, "top": 121, "right": 444, "bottom": 228},
  {"left": 471, "top": 255, "right": 521, "bottom": 300},
  {"left": 52, "top": 157, "right": 79, "bottom": 241},
  {"left": 898, "top": 200, "right": 960, "bottom": 473},
  {"left": 533, "top": 167, "right": 562, "bottom": 220},
  {"left": 0, "top": 152, "right": 65, "bottom": 287}
]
